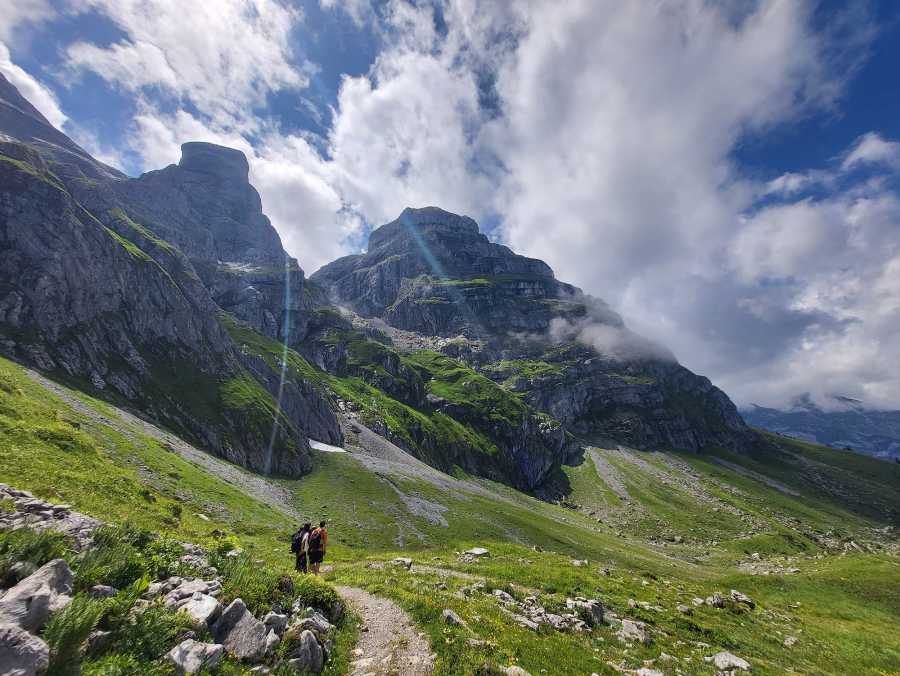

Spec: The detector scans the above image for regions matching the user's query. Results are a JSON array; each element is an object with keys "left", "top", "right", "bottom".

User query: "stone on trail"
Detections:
[
  {"left": 165, "top": 639, "right": 224, "bottom": 674},
  {"left": 0, "top": 559, "right": 73, "bottom": 632},
  {"left": 210, "top": 598, "right": 267, "bottom": 661},
  {"left": 285, "top": 629, "right": 324, "bottom": 673},
  {"left": 707, "top": 651, "right": 752, "bottom": 672},
  {"left": 0, "top": 623, "right": 49, "bottom": 676}
]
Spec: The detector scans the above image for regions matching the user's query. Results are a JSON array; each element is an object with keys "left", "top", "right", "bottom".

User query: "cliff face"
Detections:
[
  {"left": 313, "top": 207, "right": 757, "bottom": 456},
  {"left": 0, "top": 76, "right": 340, "bottom": 477}
]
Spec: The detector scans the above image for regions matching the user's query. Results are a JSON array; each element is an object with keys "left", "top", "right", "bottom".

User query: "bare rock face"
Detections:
[
  {"left": 0, "top": 77, "right": 341, "bottom": 477},
  {"left": 111, "top": 142, "right": 324, "bottom": 348},
  {"left": 313, "top": 207, "right": 758, "bottom": 457},
  {"left": 0, "top": 623, "right": 49, "bottom": 676}
]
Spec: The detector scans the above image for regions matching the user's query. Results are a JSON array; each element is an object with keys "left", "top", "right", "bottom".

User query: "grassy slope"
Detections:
[{"left": 1, "top": 353, "right": 898, "bottom": 674}]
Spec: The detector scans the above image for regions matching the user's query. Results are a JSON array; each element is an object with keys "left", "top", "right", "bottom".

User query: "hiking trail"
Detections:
[{"left": 336, "top": 585, "right": 435, "bottom": 675}]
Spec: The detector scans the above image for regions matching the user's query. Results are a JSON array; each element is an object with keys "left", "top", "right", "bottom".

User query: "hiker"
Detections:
[
  {"left": 291, "top": 522, "right": 311, "bottom": 573},
  {"left": 308, "top": 520, "right": 328, "bottom": 574}
]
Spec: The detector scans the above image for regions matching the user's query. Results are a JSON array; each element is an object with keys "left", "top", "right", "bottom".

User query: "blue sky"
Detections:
[{"left": 2, "top": 0, "right": 900, "bottom": 411}]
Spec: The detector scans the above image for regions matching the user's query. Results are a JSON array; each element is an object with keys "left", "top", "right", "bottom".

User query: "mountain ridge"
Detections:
[{"left": 1, "top": 73, "right": 758, "bottom": 492}]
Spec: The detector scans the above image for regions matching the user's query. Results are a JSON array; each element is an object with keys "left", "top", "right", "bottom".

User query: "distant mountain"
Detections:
[{"left": 743, "top": 395, "right": 900, "bottom": 460}]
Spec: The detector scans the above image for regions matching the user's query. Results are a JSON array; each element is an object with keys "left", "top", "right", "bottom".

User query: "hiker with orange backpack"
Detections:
[{"left": 308, "top": 520, "right": 328, "bottom": 574}]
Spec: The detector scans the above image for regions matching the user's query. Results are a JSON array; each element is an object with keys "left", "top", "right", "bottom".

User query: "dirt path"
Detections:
[
  {"left": 336, "top": 585, "right": 434, "bottom": 676},
  {"left": 24, "top": 368, "right": 302, "bottom": 521}
]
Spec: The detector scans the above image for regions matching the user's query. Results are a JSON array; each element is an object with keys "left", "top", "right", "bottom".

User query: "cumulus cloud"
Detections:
[
  {"left": 0, "top": 41, "right": 67, "bottom": 128},
  {"left": 842, "top": 132, "right": 900, "bottom": 170},
  {"left": 65, "top": 0, "right": 309, "bottom": 129},
  {"left": 0, "top": 0, "right": 54, "bottom": 43},
  {"left": 17, "top": 0, "right": 899, "bottom": 409}
]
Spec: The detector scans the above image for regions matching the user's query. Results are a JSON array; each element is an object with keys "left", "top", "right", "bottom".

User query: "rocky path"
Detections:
[
  {"left": 336, "top": 586, "right": 434, "bottom": 675},
  {"left": 23, "top": 368, "right": 302, "bottom": 521}
]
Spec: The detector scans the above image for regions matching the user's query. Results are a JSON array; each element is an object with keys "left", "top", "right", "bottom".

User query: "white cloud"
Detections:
[
  {"left": 22, "top": 0, "right": 897, "bottom": 409},
  {"left": 842, "top": 132, "right": 900, "bottom": 170},
  {"left": 0, "top": 41, "right": 67, "bottom": 128},
  {"left": 0, "top": 0, "right": 54, "bottom": 44},
  {"left": 66, "top": 0, "right": 308, "bottom": 129}
]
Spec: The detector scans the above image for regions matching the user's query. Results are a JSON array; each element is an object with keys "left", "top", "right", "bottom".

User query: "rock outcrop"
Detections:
[
  {"left": 0, "top": 77, "right": 341, "bottom": 478},
  {"left": 312, "top": 207, "right": 758, "bottom": 456}
]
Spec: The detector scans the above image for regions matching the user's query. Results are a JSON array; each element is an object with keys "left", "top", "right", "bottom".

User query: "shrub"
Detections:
[
  {"left": 0, "top": 527, "right": 70, "bottom": 586},
  {"left": 111, "top": 604, "right": 193, "bottom": 661},
  {"left": 213, "top": 552, "right": 286, "bottom": 614},
  {"left": 74, "top": 532, "right": 145, "bottom": 592},
  {"left": 44, "top": 594, "right": 106, "bottom": 674},
  {"left": 294, "top": 574, "right": 341, "bottom": 617},
  {"left": 143, "top": 535, "right": 190, "bottom": 580}
]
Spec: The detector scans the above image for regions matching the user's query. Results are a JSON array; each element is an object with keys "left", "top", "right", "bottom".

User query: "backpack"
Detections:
[
  {"left": 308, "top": 528, "right": 323, "bottom": 551},
  {"left": 291, "top": 531, "right": 303, "bottom": 554}
]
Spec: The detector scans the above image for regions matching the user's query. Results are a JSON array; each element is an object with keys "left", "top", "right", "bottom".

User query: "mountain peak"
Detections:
[
  {"left": 178, "top": 141, "right": 249, "bottom": 182},
  {"left": 368, "top": 206, "right": 482, "bottom": 251}
]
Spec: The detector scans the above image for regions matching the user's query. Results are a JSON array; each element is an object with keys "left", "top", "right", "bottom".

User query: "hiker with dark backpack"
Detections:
[
  {"left": 291, "top": 522, "right": 311, "bottom": 574},
  {"left": 308, "top": 520, "right": 328, "bottom": 574}
]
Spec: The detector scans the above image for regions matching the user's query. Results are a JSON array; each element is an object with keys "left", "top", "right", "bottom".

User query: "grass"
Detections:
[
  {"left": 1, "top": 351, "right": 899, "bottom": 674},
  {"left": 107, "top": 207, "right": 175, "bottom": 254},
  {"left": 0, "top": 150, "right": 67, "bottom": 192}
]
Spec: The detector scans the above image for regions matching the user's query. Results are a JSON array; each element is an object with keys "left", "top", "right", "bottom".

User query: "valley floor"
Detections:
[{"left": 1, "top": 356, "right": 898, "bottom": 674}]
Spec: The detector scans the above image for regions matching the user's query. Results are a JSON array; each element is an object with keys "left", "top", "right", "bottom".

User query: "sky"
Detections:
[{"left": 2, "top": 0, "right": 900, "bottom": 412}]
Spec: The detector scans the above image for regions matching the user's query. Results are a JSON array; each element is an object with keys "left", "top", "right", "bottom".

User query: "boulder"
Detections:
[
  {"left": 493, "top": 589, "right": 515, "bottom": 604},
  {"left": 89, "top": 584, "right": 118, "bottom": 598},
  {"left": 264, "top": 629, "right": 280, "bottom": 656},
  {"left": 0, "top": 623, "right": 49, "bottom": 676},
  {"left": 291, "top": 610, "right": 333, "bottom": 638},
  {"left": 676, "top": 604, "right": 693, "bottom": 615},
  {"left": 464, "top": 547, "right": 490, "bottom": 557},
  {"left": 708, "top": 651, "right": 751, "bottom": 672},
  {"left": 706, "top": 592, "right": 725, "bottom": 608},
  {"left": 616, "top": 619, "right": 652, "bottom": 645},
  {"left": 391, "top": 557, "right": 413, "bottom": 570},
  {"left": 500, "top": 667, "right": 531, "bottom": 676},
  {"left": 441, "top": 609, "right": 468, "bottom": 628},
  {"left": 0, "top": 559, "right": 73, "bottom": 631},
  {"left": 286, "top": 629, "right": 324, "bottom": 673},
  {"left": 210, "top": 599, "right": 267, "bottom": 661},
  {"left": 730, "top": 590, "right": 755, "bottom": 609},
  {"left": 263, "top": 611, "right": 288, "bottom": 634},
  {"left": 165, "top": 639, "right": 224, "bottom": 674},
  {"left": 177, "top": 592, "right": 222, "bottom": 628}
]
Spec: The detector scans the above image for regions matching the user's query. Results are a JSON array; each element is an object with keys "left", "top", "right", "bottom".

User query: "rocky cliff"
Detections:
[
  {"left": 313, "top": 207, "right": 758, "bottom": 456},
  {"left": 0, "top": 75, "right": 340, "bottom": 477}
]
